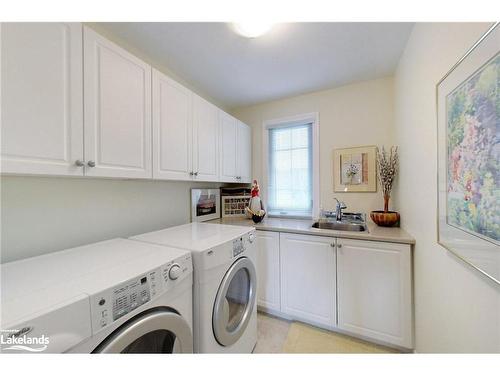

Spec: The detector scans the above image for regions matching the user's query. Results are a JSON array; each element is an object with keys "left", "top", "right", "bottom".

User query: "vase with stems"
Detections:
[{"left": 370, "top": 146, "right": 400, "bottom": 227}]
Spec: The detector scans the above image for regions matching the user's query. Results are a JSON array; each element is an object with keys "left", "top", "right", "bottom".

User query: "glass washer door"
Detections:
[
  {"left": 212, "top": 257, "right": 257, "bottom": 347},
  {"left": 93, "top": 307, "right": 193, "bottom": 353}
]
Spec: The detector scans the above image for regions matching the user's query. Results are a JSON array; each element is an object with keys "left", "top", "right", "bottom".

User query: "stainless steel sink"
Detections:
[{"left": 311, "top": 221, "right": 367, "bottom": 232}]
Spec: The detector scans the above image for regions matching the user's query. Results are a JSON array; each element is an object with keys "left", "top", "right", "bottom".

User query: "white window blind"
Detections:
[{"left": 268, "top": 123, "right": 313, "bottom": 217}]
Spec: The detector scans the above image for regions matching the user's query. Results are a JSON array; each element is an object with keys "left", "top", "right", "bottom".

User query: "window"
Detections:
[{"left": 264, "top": 114, "right": 318, "bottom": 218}]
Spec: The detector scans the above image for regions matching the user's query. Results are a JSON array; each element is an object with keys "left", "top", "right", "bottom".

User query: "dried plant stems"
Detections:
[{"left": 376, "top": 146, "right": 399, "bottom": 212}]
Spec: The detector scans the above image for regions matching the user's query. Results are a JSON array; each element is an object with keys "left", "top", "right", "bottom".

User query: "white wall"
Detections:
[
  {"left": 232, "top": 77, "right": 395, "bottom": 215},
  {"left": 394, "top": 22, "right": 500, "bottom": 353},
  {"left": 0, "top": 176, "right": 221, "bottom": 263}
]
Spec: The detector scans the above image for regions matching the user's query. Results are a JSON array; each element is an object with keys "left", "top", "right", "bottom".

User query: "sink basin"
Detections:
[{"left": 311, "top": 221, "right": 367, "bottom": 232}]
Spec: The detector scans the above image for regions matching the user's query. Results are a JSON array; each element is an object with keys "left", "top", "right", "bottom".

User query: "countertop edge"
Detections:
[
  {"left": 251, "top": 225, "right": 415, "bottom": 245},
  {"left": 207, "top": 218, "right": 416, "bottom": 246}
]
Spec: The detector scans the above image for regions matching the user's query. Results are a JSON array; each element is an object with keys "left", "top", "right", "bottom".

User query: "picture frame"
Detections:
[
  {"left": 191, "top": 188, "right": 221, "bottom": 222},
  {"left": 333, "top": 145, "right": 377, "bottom": 192},
  {"left": 436, "top": 23, "right": 499, "bottom": 285}
]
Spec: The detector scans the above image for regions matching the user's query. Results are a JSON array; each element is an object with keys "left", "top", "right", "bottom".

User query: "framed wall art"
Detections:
[
  {"left": 437, "top": 23, "right": 499, "bottom": 284},
  {"left": 333, "top": 145, "right": 377, "bottom": 192},
  {"left": 191, "top": 188, "right": 220, "bottom": 222}
]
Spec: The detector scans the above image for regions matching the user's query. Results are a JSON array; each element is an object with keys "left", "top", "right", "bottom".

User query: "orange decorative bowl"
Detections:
[{"left": 370, "top": 211, "right": 400, "bottom": 227}]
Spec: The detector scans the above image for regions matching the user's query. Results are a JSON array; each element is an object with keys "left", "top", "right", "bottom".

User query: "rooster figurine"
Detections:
[{"left": 246, "top": 179, "right": 266, "bottom": 222}]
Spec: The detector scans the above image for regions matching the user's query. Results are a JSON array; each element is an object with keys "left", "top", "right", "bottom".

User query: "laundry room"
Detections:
[{"left": 1, "top": 1, "right": 499, "bottom": 374}]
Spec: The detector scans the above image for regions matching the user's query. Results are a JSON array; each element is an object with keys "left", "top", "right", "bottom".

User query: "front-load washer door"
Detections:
[
  {"left": 212, "top": 257, "right": 257, "bottom": 347},
  {"left": 93, "top": 307, "right": 192, "bottom": 353}
]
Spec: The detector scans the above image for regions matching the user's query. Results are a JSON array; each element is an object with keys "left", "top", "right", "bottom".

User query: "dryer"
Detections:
[
  {"left": 131, "top": 222, "right": 257, "bottom": 353},
  {"left": 1, "top": 239, "right": 193, "bottom": 354}
]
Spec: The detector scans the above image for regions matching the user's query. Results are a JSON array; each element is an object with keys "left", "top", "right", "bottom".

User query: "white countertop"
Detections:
[
  {"left": 130, "top": 222, "right": 254, "bottom": 252},
  {"left": 208, "top": 217, "right": 415, "bottom": 245},
  {"left": 1, "top": 239, "right": 190, "bottom": 327}
]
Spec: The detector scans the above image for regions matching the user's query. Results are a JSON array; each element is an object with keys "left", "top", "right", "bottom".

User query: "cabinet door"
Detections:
[
  {"left": 337, "top": 239, "right": 413, "bottom": 348},
  {"left": 152, "top": 69, "right": 193, "bottom": 180},
  {"left": 237, "top": 121, "right": 252, "bottom": 183},
  {"left": 192, "top": 94, "right": 218, "bottom": 181},
  {"left": 1, "top": 23, "right": 84, "bottom": 176},
  {"left": 280, "top": 233, "right": 336, "bottom": 328},
  {"left": 219, "top": 111, "right": 238, "bottom": 182},
  {"left": 256, "top": 231, "right": 281, "bottom": 311},
  {"left": 83, "top": 27, "right": 152, "bottom": 179}
]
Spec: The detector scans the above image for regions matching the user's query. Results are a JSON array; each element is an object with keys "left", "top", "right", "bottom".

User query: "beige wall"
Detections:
[
  {"left": 394, "top": 22, "right": 499, "bottom": 352},
  {"left": 232, "top": 76, "right": 395, "bottom": 215}
]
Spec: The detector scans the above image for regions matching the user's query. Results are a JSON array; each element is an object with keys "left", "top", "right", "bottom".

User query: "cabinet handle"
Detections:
[
  {"left": 189, "top": 171, "right": 194, "bottom": 176},
  {"left": 330, "top": 243, "right": 335, "bottom": 247},
  {"left": 75, "top": 160, "right": 85, "bottom": 167},
  {"left": 87, "top": 160, "right": 96, "bottom": 168},
  {"left": 194, "top": 172, "right": 198, "bottom": 176},
  {"left": 337, "top": 243, "right": 342, "bottom": 248}
]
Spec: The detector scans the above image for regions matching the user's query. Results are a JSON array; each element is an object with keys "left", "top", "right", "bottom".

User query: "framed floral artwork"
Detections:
[
  {"left": 437, "top": 23, "right": 499, "bottom": 285},
  {"left": 333, "top": 146, "right": 377, "bottom": 192}
]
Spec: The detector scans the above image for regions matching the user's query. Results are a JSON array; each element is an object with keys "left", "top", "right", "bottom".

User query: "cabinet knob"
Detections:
[
  {"left": 87, "top": 160, "right": 96, "bottom": 168},
  {"left": 337, "top": 243, "right": 342, "bottom": 248},
  {"left": 330, "top": 243, "right": 335, "bottom": 247},
  {"left": 194, "top": 172, "right": 198, "bottom": 176},
  {"left": 189, "top": 171, "right": 194, "bottom": 176},
  {"left": 75, "top": 160, "right": 85, "bottom": 167}
]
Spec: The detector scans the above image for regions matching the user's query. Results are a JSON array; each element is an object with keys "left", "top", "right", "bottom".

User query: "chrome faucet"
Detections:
[{"left": 334, "top": 198, "right": 347, "bottom": 221}]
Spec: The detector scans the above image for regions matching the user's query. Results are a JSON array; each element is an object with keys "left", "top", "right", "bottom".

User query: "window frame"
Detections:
[{"left": 262, "top": 112, "right": 320, "bottom": 219}]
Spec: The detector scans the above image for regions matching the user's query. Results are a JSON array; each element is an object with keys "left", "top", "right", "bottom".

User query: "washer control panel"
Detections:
[
  {"left": 232, "top": 230, "right": 255, "bottom": 258},
  {"left": 232, "top": 237, "right": 245, "bottom": 257},
  {"left": 112, "top": 275, "right": 151, "bottom": 321},
  {"left": 90, "top": 253, "right": 192, "bottom": 334}
]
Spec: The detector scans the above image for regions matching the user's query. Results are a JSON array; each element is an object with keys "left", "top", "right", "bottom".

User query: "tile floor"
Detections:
[{"left": 254, "top": 312, "right": 400, "bottom": 354}]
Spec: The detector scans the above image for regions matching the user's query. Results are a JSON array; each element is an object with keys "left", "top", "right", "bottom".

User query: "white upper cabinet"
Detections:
[
  {"left": 152, "top": 69, "right": 193, "bottom": 180},
  {"left": 219, "top": 113, "right": 252, "bottom": 183},
  {"left": 280, "top": 233, "right": 337, "bottom": 329},
  {"left": 219, "top": 111, "right": 238, "bottom": 182},
  {"left": 1, "top": 23, "right": 248, "bottom": 184},
  {"left": 237, "top": 121, "right": 252, "bottom": 183},
  {"left": 336, "top": 239, "right": 413, "bottom": 348},
  {"left": 83, "top": 27, "right": 152, "bottom": 179},
  {"left": 1, "top": 23, "right": 84, "bottom": 176},
  {"left": 192, "top": 94, "right": 219, "bottom": 181}
]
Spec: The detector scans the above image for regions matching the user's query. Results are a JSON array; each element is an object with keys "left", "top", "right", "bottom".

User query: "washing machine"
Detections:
[
  {"left": 1, "top": 238, "right": 193, "bottom": 354},
  {"left": 131, "top": 222, "right": 257, "bottom": 353}
]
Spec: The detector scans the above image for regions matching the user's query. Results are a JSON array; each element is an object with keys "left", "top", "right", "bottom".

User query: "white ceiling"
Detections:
[{"left": 97, "top": 23, "right": 414, "bottom": 109}]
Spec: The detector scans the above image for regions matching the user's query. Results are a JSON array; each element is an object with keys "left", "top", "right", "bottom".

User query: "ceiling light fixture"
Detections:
[{"left": 232, "top": 22, "right": 275, "bottom": 38}]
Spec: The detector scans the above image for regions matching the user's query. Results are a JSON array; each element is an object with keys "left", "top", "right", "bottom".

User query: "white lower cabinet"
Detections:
[
  {"left": 279, "top": 233, "right": 337, "bottom": 329},
  {"left": 255, "top": 230, "right": 413, "bottom": 349},
  {"left": 336, "top": 238, "right": 413, "bottom": 348},
  {"left": 256, "top": 231, "right": 281, "bottom": 312}
]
